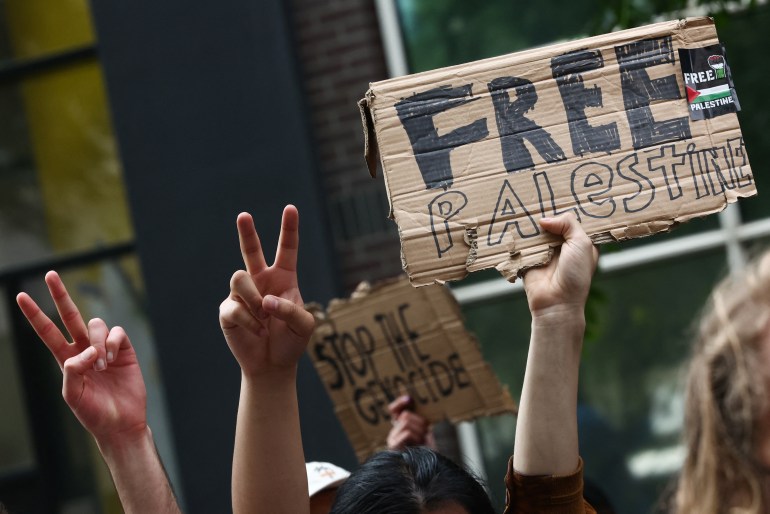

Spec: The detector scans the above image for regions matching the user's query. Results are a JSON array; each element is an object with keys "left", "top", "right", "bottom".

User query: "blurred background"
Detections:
[{"left": 0, "top": 0, "right": 767, "bottom": 512}]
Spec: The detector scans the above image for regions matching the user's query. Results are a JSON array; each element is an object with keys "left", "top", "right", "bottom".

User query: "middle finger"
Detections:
[{"left": 45, "top": 271, "right": 89, "bottom": 351}]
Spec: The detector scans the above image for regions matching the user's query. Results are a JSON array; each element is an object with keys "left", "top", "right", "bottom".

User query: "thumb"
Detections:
[
  {"left": 262, "top": 296, "right": 315, "bottom": 339},
  {"left": 388, "top": 395, "right": 412, "bottom": 417},
  {"left": 539, "top": 212, "right": 582, "bottom": 241},
  {"left": 62, "top": 346, "right": 97, "bottom": 407}
]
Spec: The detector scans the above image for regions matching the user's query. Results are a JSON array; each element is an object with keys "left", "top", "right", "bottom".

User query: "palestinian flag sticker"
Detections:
[{"left": 679, "top": 44, "right": 740, "bottom": 121}]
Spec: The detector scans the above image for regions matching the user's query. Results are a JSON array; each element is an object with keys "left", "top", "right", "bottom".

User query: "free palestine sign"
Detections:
[{"left": 360, "top": 17, "right": 755, "bottom": 285}]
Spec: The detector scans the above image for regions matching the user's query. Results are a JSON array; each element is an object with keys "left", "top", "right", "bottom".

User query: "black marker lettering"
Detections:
[
  {"left": 488, "top": 76, "right": 566, "bottom": 172},
  {"left": 376, "top": 313, "right": 406, "bottom": 372},
  {"left": 448, "top": 353, "right": 471, "bottom": 389},
  {"left": 571, "top": 162, "right": 616, "bottom": 219},
  {"left": 534, "top": 171, "right": 581, "bottom": 221},
  {"left": 326, "top": 332, "right": 359, "bottom": 387},
  {"left": 487, "top": 179, "right": 540, "bottom": 246},
  {"left": 615, "top": 37, "right": 690, "bottom": 150},
  {"left": 355, "top": 326, "right": 379, "bottom": 382},
  {"left": 428, "top": 191, "right": 468, "bottom": 258},
  {"left": 395, "top": 85, "right": 488, "bottom": 189},
  {"left": 687, "top": 143, "right": 711, "bottom": 199},
  {"left": 552, "top": 49, "right": 621, "bottom": 155},
  {"left": 397, "top": 303, "right": 429, "bottom": 362},
  {"left": 727, "top": 137, "right": 753, "bottom": 188},
  {"left": 340, "top": 332, "right": 368, "bottom": 380},
  {"left": 376, "top": 312, "right": 418, "bottom": 371},
  {"left": 415, "top": 367, "right": 440, "bottom": 403},
  {"left": 353, "top": 385, "right": 385, "bottom": 426},
  {"left": 616, "top": 153, "right": 655, "bottom": 213},
  {"left": 428, "top": 361, "right": 454, "bottom": 396},
  {"left": 645, "top": 144, "right": 684, "bottom": 201},
  {"left": 314, "top": 338, "right": 345, "bottom": 390},
  {"left": 701, "top": 146, "right": 735, "bottom": 196},
  {"left": 392, "top": 374, "right": 426, "bottom": 404}
]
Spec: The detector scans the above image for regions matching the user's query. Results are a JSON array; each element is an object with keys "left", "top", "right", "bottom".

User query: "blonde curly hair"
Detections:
[{"left": 675, "top": 252, "right": 770, "bottom": 514}]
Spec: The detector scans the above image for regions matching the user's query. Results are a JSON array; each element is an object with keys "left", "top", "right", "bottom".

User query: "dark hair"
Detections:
[{"left": 329, "top": 446, "right": 495, "bottom": 514}]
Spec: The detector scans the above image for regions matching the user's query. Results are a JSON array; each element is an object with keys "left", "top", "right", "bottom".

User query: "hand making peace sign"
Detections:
[
  {"left": 219, "top": 205, "right": 316, "bottom": 378},
  {"left": 16, "top": 272, "right": 147, "bottom": 445}
]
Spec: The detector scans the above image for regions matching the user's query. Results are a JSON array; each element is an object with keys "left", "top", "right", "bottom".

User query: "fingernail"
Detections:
[
  {"left": 81, "top": 347, "right": 96, "bottom": 362},
  {"left": 264, "top": 296, "right": 278, "bottom": 311},
  {"left": 107, "top": 351, "right": 114, "bottom": 363},
  {"left": 95, "top": 358, "right": 106, "bottom": 371}
]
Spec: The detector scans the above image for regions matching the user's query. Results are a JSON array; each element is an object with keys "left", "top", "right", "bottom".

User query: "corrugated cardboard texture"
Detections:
[
  {"left": 361, "top": 17, "right": 756, "bottom": 285},
  {"left": 308, "top": 276, "right": 516, "bottom": 461}
]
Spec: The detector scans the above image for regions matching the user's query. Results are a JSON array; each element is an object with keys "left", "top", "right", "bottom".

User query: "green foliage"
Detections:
[
  {"left": 397, "top": 0, "right": 758, "bottom": 72},
  {"left": 398, "top": 0, "right": 601, "bottom": 71},
  {"left": 584, "top": 282, "right": 608, "bottom": 347}
]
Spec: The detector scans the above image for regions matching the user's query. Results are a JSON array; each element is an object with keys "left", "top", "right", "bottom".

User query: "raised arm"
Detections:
[
  {"left": 219, "top": 206, "right": 315, "bottom": 514},
  {"left": 16, "top": 272, "right": 180, "bottom": 514},
  {"left": 514, "top": 214, "right": 598, "bottom": 476}
]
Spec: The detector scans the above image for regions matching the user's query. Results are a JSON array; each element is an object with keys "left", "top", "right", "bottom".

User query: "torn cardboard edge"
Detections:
[
  {"left": 358, "top": 96, "right": 379, "bottom": 179},
  {"left": 307, "top": 276, "right": 517, "bottom": 461},
  {"left": 359, "top": 16, "right": 757, "bottom": 287}
]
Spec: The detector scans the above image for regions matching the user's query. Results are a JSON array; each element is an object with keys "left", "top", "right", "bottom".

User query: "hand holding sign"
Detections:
[
  {"left": 523, "top": 213, "right": 599, "bottom": 319},
  {"left": 386, "top": 395, "right": 433, "bottom": 450},
  {"left": 219, "top": 206, "right": 316, "bottom": 378}
]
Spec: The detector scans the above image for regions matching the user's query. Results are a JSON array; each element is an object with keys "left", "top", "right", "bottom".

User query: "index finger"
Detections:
[
  {"left": 237, "top": 212, "right": 268, "bottom": 276},
  {"left": 45, "top": 271, "right": 90, "bottom": 349},
  {"left": 16, "top": 292, "right": 74, "bottom": 368},
  {"left": 274, "top": 205, "right": 299, "bottom": 271}
]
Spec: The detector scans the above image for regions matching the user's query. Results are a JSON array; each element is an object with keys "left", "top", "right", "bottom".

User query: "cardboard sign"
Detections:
[
  {"left": 359, "top": 17, "right": 756, "bottom": 286},
  {"left": 308, "top": 277, "right": 516, "bottom": 461}
]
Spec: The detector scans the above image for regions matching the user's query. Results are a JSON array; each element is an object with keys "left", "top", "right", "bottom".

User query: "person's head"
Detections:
[
  {"left": 307, "top": 462, "right": 350, "bottom": 514},
  {"left": 676, "top": 251, "right": 770, "bottom": 513},
  {"left": 329, "top": 446, "right": 495, "bottom": 514}
]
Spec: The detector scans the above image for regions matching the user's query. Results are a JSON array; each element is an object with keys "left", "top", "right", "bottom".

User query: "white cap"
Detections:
[{"left": 306, "top": 461, "right": 351, "bottom": 497}]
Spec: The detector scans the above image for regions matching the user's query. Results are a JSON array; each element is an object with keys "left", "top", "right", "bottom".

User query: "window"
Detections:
[
  {"left": 0, "top": 1, "right": 179, "bottom": 511},
  {"left": 0, "top": 292, "right": 34, "bottom": 476}
]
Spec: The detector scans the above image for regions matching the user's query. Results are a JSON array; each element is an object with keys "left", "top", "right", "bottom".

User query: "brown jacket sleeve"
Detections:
[{"left": 503, "top": 457, "right": 597, "bottom": 514}]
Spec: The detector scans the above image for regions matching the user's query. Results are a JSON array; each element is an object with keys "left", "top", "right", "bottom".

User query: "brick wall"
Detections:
[{"left": 289, "top": 0, "right": 404, "bottom": 293}]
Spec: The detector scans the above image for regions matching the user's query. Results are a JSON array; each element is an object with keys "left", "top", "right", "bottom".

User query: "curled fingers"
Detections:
[
  {"left": 230, "top": 270, "right": 268, "bottom": 321},
  {"left": 62, "top": 346, "right": 98, "bottom": 407},
  {"left": 262, "top": 295, "right": 314, "bottom": 339},
  {"left": 219, "top": 296, "right": 266, "bottom": 338}
]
